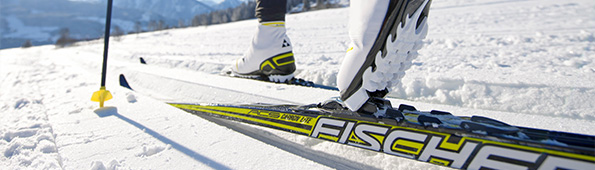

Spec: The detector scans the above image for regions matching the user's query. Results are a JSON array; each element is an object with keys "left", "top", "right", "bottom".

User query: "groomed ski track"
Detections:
[
  {"left": 1, "top": 0, "right": 594, "bottom": 169},
  {"left": 120, "top": 66, "right": 378, "bottom": 169}
]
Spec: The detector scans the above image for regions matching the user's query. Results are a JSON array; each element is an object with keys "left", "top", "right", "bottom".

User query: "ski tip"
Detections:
[{"left": 119, "top": 74, "right": 133, "bottom": 90}]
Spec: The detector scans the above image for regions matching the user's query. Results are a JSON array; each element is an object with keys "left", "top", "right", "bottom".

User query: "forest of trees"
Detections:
[{"left": 191, "top": 1, "right": 257, "bottom": 26}]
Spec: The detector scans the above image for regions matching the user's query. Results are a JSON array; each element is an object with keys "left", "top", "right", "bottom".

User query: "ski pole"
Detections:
[{"left": 91, "top": 0, "right": 114, "bottom": 107}]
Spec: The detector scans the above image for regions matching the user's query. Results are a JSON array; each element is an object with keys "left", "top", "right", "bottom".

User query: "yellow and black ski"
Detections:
[{"left": 169, "top": 103, "right": 595, "bottom": 170}]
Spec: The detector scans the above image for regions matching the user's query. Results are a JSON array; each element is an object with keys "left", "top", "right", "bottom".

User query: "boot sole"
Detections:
[
  {"left": 229, "top": 71, "right": 295, "bottom": 83},
  {"left": 342, "top": 0, "right": 432, "bottom": 112}
]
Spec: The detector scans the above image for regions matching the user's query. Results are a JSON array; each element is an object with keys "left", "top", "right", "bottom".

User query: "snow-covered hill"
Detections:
[{"left": 1, "top": 0, "right": 594, "bottom": 169}]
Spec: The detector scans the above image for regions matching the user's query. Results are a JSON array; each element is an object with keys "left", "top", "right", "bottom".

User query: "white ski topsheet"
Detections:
[{"left": 1, "top": 0, "right": 594, "bottom": 169}]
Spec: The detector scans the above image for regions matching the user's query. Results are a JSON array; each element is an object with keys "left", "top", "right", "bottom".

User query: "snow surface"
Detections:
[{"left": 1, "top": 0, "right": 594, "bottom": 169}]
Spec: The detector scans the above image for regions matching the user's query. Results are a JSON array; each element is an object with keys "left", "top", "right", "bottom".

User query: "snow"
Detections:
[{"left": 1, "top": 0, "right": 594, "bottom": 169}]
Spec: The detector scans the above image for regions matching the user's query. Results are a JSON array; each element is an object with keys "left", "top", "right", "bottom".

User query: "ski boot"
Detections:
[
  {"left": 337, "top": 0, "right": 432, "bottom": 115},
  {"left": 232, "top": 21, "right": 296, "bottom": 83}
]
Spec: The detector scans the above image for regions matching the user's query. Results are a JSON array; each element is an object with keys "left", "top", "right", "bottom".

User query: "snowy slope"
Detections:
[{"left": 1, "top": 0, "right": 594, "bottom": 169}]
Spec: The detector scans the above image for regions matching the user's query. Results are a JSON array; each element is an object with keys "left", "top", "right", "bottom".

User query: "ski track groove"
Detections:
[
  {"left": 34, "top": 58, "right": 65, "bottom": 170},
  {"left": 125, "top": 69, "right": 299, "bottom": 104},
  {"left": 1, "top": 53, "right": 66, "bottom": 169}
]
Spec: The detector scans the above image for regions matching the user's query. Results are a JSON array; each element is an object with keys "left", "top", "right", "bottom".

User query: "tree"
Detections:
[
  {"left": 191, "top": 15, "right": 200, "bottom": 26},
  {"left": 55, "top": 28, "right": 77, "bottom": 47},
  {"left": 192, "top": 13, "right": 212, "bottom": 26},
  {"left": 303, "top": 0, "right": 311, "bottom": 12},
  {"left": 211, "top": 11, "right": 229, "bottom": 24},
  {"left": 287, "top": 0, "right": 301, "bottom": 12},
  {"left": 112, "top": 25, "right": 125, "bottom": 41},
  {"left": 230, "top": 3, "right": 244, "bottom": 22},
  {"left": 178, "top": 19, "right": 186, "bottom": 28},
  {"left": 315, "top": 0, "right": 329, "bottom": 10},
  {"left": 148, "top": 20, "right": 157, "bottom": 31},
  {"left": 134, "top": 21, "right": 142, "bottom": 34},
  {"left": 158, "top": 20, "right": 165, "bottom": 30},
  {"left": 21, "top": 40, "right": 33, "bottom": 48}
]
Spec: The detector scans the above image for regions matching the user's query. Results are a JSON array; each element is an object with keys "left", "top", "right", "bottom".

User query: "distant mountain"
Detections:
[
  {"left": 0, "top": 0, "right": 249, "bottom": 49},
  {"left": 214, "top": 0, "right": 244, "bottom": 10}
]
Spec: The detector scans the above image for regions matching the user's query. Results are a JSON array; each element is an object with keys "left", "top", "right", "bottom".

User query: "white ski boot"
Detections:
[
  {"left": 232, "top": 21, "right": 296, "bottom": 83},
  {"left": 337, "top": 0, "right": 432, "bottom": 114}
]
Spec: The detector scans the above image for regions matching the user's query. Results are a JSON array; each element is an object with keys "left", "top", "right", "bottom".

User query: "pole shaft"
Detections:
[{"left": 100, "top": 0, "right": 113, "bottom": 87}]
